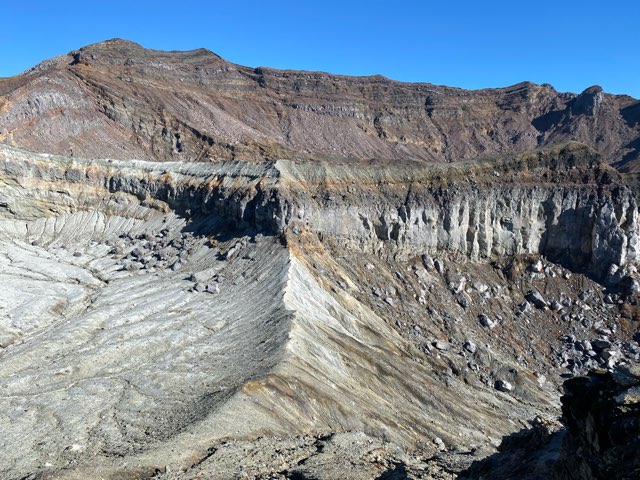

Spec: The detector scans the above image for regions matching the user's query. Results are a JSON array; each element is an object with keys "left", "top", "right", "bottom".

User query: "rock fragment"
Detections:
[
  {"left": 525, "top": 290, "right": 547, "bottom": 309},
  {"left": 433, "top": 437, "right": 447, "bottom": 451},
  {"left": 463, "top": 340, "right": 477, "bottom": 354},
  {"left": 592, "top": 339, "right": 612, "bottom": 351},
  {"left": 433, "top": 340, "right": 450, "bottom": 351},
  {"left": 421, "top": 254, "right": 435, "bottom": 271},
  {"left": 123, "top": 260, "right": 142, "bottom": 271},
  {"left": 495, "top": 380, "right": 513, "bottom": 392},
  {"left": 479, "top": 314, "right": 496, "bottom": 329},
  {"left": 455, "top": 292, "right": 470, "bottom": 309},
  {"left": 550, "top": 301, "right": 563, "bottom": 312},
  {"left": 529, "top": 259, "right": 544, "bottom": 273}
]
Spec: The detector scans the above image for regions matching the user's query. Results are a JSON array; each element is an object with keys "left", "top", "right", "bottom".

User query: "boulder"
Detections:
[
  {"left": 421, "top": 254, "right": 435, "bottom": 271},
  {"left": 463, "top": 341, "right": 477, "bottom": 354},
  {"left": 555, "top": 366, "right": 640, "bottom": 479},
  {"left": 495, "top": 380, "right": 513, "bottom": 392},
  {"left": 479, "top": 314, "right": 496, "bottom": 329},
  {"left": 525, "top": 290, "right": 547, "bottom": 309},
  {"left": 530, "top": 259, "right": 544, "bottom": 273}
]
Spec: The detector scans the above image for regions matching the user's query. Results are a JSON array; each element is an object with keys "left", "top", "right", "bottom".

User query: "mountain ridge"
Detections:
[{"left": 1, "top": 38, "right": 639, "bottom": 170}]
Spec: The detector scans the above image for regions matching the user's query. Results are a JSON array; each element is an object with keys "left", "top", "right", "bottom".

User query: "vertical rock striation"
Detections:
[
  {"left": 278, "top": 143, "right": 640, "bottom": 291},
  {"left": 0, "top": 141, "right": 638, "bottom": 478},
  {"left": 2, "top": 142, "right": 638, "bottom": 290}
]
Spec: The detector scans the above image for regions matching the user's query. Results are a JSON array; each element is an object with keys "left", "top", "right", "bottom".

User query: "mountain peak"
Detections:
[
  {"left": 68, "top": 38, "right": 226, "bottom": 70},
  {"left": 86, "top": 38, "right": 145, "bottom": 49}
]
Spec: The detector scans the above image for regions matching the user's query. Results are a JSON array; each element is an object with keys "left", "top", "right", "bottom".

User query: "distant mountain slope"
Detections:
[{"left": 1, "top": 38, "right": 638, "bottom": 168}]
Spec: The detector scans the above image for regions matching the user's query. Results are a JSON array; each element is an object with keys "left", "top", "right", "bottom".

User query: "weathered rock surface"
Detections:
[
  {"left": 0, "top": 140, "right": 638, "bottom": 478},
  {"left": 2, "top": 40, "right": 640, "bottom": 479},
  {"left": 2, "top": 141, "right": 637, "bottom": 289},
  {"left": 276, "top": 142, "right": 639, "bottom": 290},
  {"left": 461, "top": 366, "right": 640, "bottom": 479},
  {"left": 554, "top": 366, "right": 640, "bottom": 480},
  {"left": 1, "top": 39, "right": 639, "bottom": 170}
]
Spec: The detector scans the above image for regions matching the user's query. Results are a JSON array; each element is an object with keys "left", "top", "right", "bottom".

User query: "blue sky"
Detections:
[{"left": 1, "top": 1, "right": 638, "bottom": 98}]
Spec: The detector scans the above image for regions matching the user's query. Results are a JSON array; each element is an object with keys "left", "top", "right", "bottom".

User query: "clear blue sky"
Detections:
[{"left": 1, "top": 1, "right": 638, "bottom": 98}]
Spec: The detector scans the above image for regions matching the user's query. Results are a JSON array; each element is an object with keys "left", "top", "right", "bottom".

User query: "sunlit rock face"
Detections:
[
  {"left": 0, "top": 39, "right": 638, "bottom": 169},
  {"left": 1, "top": 40, "right": 639, "bottom": 480}
]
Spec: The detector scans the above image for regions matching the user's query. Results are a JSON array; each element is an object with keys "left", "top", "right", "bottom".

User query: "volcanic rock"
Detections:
[
  {"left": 0, "top": 41, "right": 639, "bottom": 479},
  {"left": 526, "top": 290, "right": 548, "bottom": 309},
  {"left": 495, "top": 380, "right": 514, "bottom": 392},
  {"left": 0, "top": 40, "right": 638, "bottom": 170},
  {"left": 555, "top": 367, "right": 640, "bottom": 479}
]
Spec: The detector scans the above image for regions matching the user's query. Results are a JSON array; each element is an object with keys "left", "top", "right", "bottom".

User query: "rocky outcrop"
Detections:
[
  {"left": 0, "top": 143, "right": 563, "bottom": 478},
  {"left": 278, "top": 143, "right": 640, "bottom": 292},
  {"left": 1, "top": 39, "right": 639, "bottom": 169},
  {"left": 555, "top": 366, "right": 640, "bottom": 480},
  {"left": 2, "top": 142, "right": 638, "bottom": 291},
  {"left": 572, "top": 86, "right": 605, "bottom": 116},
  {"left": 2, "top": 39, "right": 640, "bottom": 480}
]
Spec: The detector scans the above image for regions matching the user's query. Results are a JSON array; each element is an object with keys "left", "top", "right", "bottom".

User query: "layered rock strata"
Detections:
[
  {"left": 1, "top": 39, "right": 638, "bottom": 169},
  {"left": 2, "top": 141, "right": 637, "bottom": 288}
]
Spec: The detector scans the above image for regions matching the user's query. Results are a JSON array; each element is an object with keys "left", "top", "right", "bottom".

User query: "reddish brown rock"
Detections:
[{"left": 1, "top": 39, "right": 638, "bottom": 169}]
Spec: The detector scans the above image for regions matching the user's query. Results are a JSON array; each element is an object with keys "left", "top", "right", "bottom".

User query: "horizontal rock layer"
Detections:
[
  {"left": 0, "top": 39, "right": 638, "bottom": 169},
  {"left": 2, "top": 142, "right": 638, "bottom": 288}
]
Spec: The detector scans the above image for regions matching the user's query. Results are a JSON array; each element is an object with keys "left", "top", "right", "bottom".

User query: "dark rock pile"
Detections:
[{"left": 555, "top": 365, "right": 640, "bottom": 479}]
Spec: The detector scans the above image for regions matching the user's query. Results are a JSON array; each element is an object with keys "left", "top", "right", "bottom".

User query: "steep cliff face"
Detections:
[
  {"left": 3, "top": 40, "right": 640, "bottom": 479},
  {"left": 0, "top": 143, "right": 549, "bottom": 478},
  {"left": 2, "top": 142, "right": 637, "bottom": 289},
  {"left": 278, "top": 143, "right": 639, "bottom": 288},
  {"left": 1, "top": 39, "right": 639, "bottom": 169}
]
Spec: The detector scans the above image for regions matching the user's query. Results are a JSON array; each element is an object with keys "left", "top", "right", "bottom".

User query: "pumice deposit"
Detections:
[{"left": 0, "top": 40, "right": 638, "bottom": 479}]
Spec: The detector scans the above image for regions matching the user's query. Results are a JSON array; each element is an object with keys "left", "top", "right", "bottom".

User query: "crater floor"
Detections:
[{"left": 0, "top": 144, "right": 637, "bottom": 479}]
